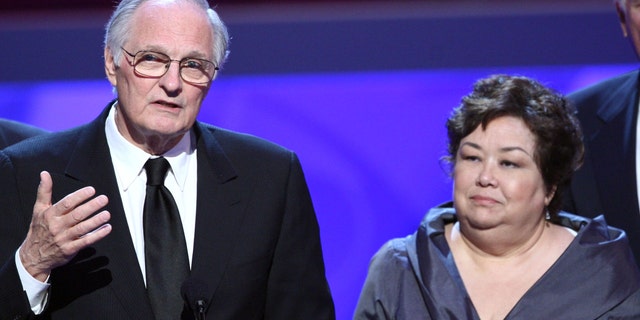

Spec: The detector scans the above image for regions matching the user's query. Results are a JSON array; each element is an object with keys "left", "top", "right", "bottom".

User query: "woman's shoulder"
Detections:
[
  {"left": 356, "top": 234, "right": 433, "bottom": 320},
  {"left": 557, "top": 212, "right": 629, "bottom": 245},
  {"left": 369, "top": 235, "right": 417, "bottom": 271}
]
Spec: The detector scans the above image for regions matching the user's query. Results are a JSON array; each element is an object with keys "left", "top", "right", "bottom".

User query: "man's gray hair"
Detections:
[{"left": 104, "top": 0, "right": 230, "bottom": 69}]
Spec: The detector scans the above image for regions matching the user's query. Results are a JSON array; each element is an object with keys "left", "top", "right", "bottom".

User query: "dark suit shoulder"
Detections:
[
  {"left": 195, "top": 122, "right": 301, "bottom": 187},
  {"left": 0, "top": 119, "right": 48, "bottom": 149},
  {"left": 567, "top": 70, "right": 639, "bottom": 131},
  {"left": 199, "top": 123, "right": 293, "bottom": 157},
  {"left": 2, "top": 125, "right": 85, "bottom": 162},
  {"left": 568, "top": 70, "right": 639, "bottom": 116},
  {"left": 569, "top": 70, "right": 639, "bottom": 102}
]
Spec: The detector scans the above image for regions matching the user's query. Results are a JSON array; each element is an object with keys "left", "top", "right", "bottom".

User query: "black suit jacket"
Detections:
[
  {"left": 0, "top": 104, "right": 335, "bottom": 319},
  {"left": 0, "top": 119, "right": 47, "bottom": 149},
  {"left": 564, "top": 70, "right": 640, "bottom": 266}
]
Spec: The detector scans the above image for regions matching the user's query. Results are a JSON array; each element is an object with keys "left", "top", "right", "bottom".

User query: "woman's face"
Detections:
[{"left": 453, "top": 116, "right": 553, "bottom": 232}]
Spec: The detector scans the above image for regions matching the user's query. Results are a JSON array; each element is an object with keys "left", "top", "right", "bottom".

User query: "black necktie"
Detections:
[{"left": 143, "top": 157, "right": 190, "bottom": 320}]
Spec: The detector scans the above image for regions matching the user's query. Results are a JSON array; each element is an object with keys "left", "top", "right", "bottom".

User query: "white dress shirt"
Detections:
[{"left": 105, "top": 104, "right": 198, "bottom": 281}]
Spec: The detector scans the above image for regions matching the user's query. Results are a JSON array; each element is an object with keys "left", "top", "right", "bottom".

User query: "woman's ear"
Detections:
[{"left": 545, "top": 185, "right": 557, "bottom": 206}]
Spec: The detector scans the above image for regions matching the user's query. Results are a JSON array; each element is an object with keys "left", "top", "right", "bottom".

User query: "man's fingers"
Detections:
[
  {"left": 55, "top": 194, "right": 109, "bottom": 244},
  {"left": 66, "top": 194, "right": 109, "bottom": 224},
  {"left": 50, "top": 186, "right": 98, "bottom": 218},
  {"left": 72, "top": 210, "right": 111, "bottom": 238},
  {"left": 34, "top": 171, "right": 54, "bottom": 213},
  {"left": 35, "top": 171, "right": 101, "bottom": 219},
  {"left": 68, "top": 211, "right": 112, "bottom": 252}
]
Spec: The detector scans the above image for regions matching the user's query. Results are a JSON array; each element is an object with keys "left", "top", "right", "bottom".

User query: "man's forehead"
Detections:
[{"left": 125, "top": 1, "right": 213, "bottom": 50}]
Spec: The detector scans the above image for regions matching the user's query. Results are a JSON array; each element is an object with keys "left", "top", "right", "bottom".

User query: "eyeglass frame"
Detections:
[{"left": 120, "top": 47, "right": 219, "bottom": 85}]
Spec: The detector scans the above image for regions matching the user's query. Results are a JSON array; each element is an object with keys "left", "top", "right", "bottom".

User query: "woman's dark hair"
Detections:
[{"left": 444, "top": 74, "right": 584, "bottom": 217}]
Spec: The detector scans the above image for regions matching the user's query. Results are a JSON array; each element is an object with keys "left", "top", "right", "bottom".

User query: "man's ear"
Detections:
[
  {"left": 617, "top": 2, "right": 629, "bottom": 37},
  {"left": 104, "top": 47, "right": 118, "bottom": 87}
]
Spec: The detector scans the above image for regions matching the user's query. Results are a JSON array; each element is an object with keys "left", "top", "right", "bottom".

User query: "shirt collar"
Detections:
[{"left": 105, "top": 102, "right": 195, "bottom": 191}]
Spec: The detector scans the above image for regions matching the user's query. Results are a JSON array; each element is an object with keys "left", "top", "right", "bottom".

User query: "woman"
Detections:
[{"left": 354, "top": 75, "right": 640, "bottom": 319}]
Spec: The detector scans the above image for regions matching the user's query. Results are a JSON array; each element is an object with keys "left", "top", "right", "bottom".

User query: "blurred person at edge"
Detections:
[
  {"left": 0, "top": 0, "right": 335, "bottom": 319},
  {"left": 0, "top": 119, "right": 47, "bottom": 148},
  {"left": 563, "top": 0, "right": 640, "bottom": 267},
  {"left": 354, "top": 75, "right": 640, "bottom": 319}
]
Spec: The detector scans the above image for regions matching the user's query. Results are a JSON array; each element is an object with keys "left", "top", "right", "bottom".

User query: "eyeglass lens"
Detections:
[{"left": 131, "top": 51, "right": 216, "bottom": 84}]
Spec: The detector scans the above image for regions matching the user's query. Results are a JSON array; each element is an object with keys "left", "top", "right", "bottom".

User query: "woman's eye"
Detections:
[
  {"left": 462, "top": 155, "right": 479, "bottom": 162},
  {"left": 501, "top": 161, "right": 518, "bottom": 168}
]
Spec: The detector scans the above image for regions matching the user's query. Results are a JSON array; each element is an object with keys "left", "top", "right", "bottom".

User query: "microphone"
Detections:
[{"left": 181, "top": 277, "right": 210, "bottom": 320}]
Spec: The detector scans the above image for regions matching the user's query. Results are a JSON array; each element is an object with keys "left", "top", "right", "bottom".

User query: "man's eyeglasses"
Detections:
[{"left": 121, "top": 47, "right": 218, "bottom": 85}]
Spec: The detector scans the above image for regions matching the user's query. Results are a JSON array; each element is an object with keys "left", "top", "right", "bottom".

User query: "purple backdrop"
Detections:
[{"left": 0, "top": 63, "right": 635, "bottom": 319}]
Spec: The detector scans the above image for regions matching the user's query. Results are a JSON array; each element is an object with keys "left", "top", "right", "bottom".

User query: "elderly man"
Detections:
[
  {"left": 563, "top": 0, "right": 640, "bottom": 266},
  {"left": 0, "top": 0, "right": 335, "bottom": 319}
]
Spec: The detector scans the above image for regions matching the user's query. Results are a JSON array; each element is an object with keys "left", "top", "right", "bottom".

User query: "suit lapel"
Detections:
[
  {"left": 189, "top": 123, "right": 245, "bottom": 307},
  {"left": 56, "top": 106, "right": 153, "bottom": 319}
]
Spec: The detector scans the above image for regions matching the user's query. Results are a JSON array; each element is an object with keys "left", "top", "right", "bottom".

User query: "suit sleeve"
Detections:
[
  {"left": 264, "top": 152, "right": 336, "bottom": 319},
  {"left": 0, "top": 151, "right": 37, "bottom": 319},
  {"left": 0, "top": 255, "right": 37, "bottom": 319}
]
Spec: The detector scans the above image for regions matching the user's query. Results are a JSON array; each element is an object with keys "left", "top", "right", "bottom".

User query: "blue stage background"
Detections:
[{"left": 0, "top": 63, "right": 635, "bottom": 318}]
